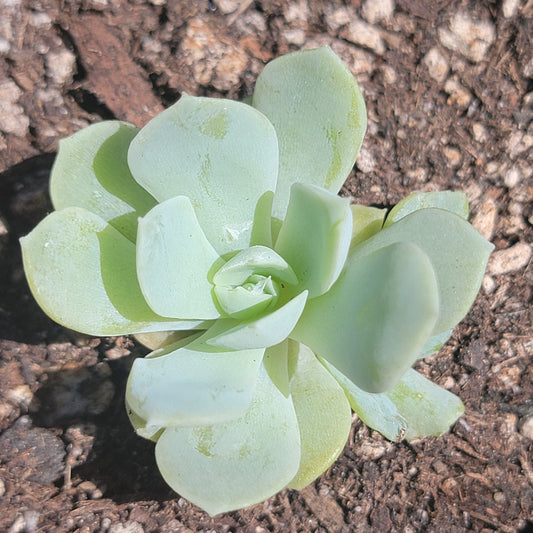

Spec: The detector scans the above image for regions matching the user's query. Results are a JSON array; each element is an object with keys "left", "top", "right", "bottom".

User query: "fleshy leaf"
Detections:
[
  {"left": 213, "top": 245, "right": 297, "bottom": 286},
  {"left": 275, "top": 184, "right": 352, "bottom": 298},
  {"left": 206, "top": 291, "right": 308, "bottom": 350},
  {"left": 287, "top": 342, "right": 352, "bottom": 490},
  {"left": 324, "top": 362, "right": 464, "bottom": 441},
  {"left": 263, "top": 339, "right": 290, "bottom": 397},
  {"left": 252, "top": 46, "right": 367, "bottom": 218},
  {"left": 154, "top": 365, "right": 300, "bottom": 516},
  {"left": 292, "top": 242, "right": 439, "bottom": 392},
  {"left": 383, "top": 191, "right": 469, "bottom": 228},
  {"left": 20, "top": 207, "right": 204, "bottom": 336},
  {"left": 137, "top": 196, "right": 221, "bottom": 320},
  {"left": 50, "top": 121, "right": 156, "bottom": 242},
  {"left": 350, "top": 204, "right": 387, "bottom": 248},
  {"left": 420, "top": 329, "right": 454, "bottom": 358},
  {"left": 350, "top": 208, "right": 494, "bottom": 333},
  {"left": 128, "top": 95, "right": 279, "bottom": 254},
  {"left": 126, "top": 339, "right": 264, "bottom": 427}
]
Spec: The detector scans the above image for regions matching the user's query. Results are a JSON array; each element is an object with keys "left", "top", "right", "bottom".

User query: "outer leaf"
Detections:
[
  {"left": 50, "top": 121, "right": 156, "bottom": 242},
  {"left": 263, "top": 340, "right": 290, "bottom": 397},
  {"left": 20, "top": 207, "right": 204, "bottom": 336},
  {"left": 206, "top": 290, "right": 308, "bottom": 350},
  {"left": 350, "top": 208, "right": 494, "bottom": 333},
  {"left": 128, "top": 95, "right": 279, "bottom": 254},
  {"left": 252, "top": 47, "right": 367, "bottom": 218},
  {"left": 275, "top": 184, "right": 352, "bottom": 298},
  {"left": 350, "top": 204, "right": 387, "bottom": 248},
  {"left": 287, "top": 342, "right": 352, "bottom": 490},
  {"left": 137, "top": 196, "right": 221, "bottom": 320},
  {"left": 292, "top": 242, "right": 439, "bottom": 392},
  {"left": 383, "top": 191, "right": 469, "bottom": 228},
  {"left": 325, "top": 362, "right": 464, "bottom": 441},
  {"left": 126, "top": 340, "right": 264, "bottom": 427},
  {"left": 154, "top": 365, "right": 301, "bottom": 516}
]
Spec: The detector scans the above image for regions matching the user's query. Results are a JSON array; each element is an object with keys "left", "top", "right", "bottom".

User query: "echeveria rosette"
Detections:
[{"left": 19, "top": 47, "right": 494, "bottom": 516}]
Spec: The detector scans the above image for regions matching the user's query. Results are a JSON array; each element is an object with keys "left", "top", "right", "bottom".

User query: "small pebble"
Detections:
[
  {"left": 488, "top": 242, "right": 532, "bottom": 275},
  {"left": 361, "top": 0, "right": 395, "bottom": 24},
  {"left": 342, "top": 19, "right": 386, "bottom": 55},
  {"left": 520, "top": 415, "right": 533, "bottom": 441},
  {"left": 493, "top": 491, "right": 506, "bottom": 503},
  {"left": 502, "top": 0, "right": 520, "bottom": 18},
  {"left": 503, "top": 166, "right": 521, "bottom": 188},
  {"left": 423, "top": 47, "right": 449, "bottom": 83},
  {"left": 356, "top": 146, "right": 376, "bottom": 173}
]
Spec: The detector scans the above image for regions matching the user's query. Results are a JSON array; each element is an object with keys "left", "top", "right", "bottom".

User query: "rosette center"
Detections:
[{"left": 212, "top": 245, "right": 298, "bottom": 320}]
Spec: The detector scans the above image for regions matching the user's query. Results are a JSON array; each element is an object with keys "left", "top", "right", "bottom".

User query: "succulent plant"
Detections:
[{"left": 20, "top": 47, "right": 493, "bottom": 515}]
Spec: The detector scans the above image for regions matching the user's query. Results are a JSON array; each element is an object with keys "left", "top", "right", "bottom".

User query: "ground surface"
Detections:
[{"left": 0, "top": 0, "right": 532, "bottom": 531}]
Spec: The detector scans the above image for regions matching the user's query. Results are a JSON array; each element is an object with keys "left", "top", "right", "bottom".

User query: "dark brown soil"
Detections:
[{"left": 0, "top": 0, "right": 532, "bottom": 531}]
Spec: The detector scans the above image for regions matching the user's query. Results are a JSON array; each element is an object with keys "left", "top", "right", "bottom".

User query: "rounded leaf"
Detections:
[
  {"left": 252, "top": 47, "right": 366, "bottom": 218},
  {"left": 154, "top": 365, "right": 301, "bottom": 516},
  {"left": 128, "top": 95, "right": 279, "bottom": 254}
]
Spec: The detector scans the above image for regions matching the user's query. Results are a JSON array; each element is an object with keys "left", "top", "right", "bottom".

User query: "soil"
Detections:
[{"left": 0, "top": 0, "right": 532, "bottom": 531}]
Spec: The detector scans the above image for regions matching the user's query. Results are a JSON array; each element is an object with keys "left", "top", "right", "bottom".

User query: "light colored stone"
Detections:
[
  {"left": 380, "top": 64, "right": 397, "bottom": 84},
  {"left": 361, "top": 0, "right": 395, "bottom": 24},
  {"left": 325, "top": 7, "right": 351, "bottom": 31},
  {"left": 423, "top": 47, "right": 449, "bottom": 83},
  {"left": 356, "top": 146, "right": 375, "bottom": 173},
  {"left": 472, "top": 122, "right": 488, "bottom": 143},
  {"left": 0, "top": 78, "right": 29, "bottom": 137},
  {"left": 471, "top": 198, "right": 498, "bottom": 240},
  {"left": 502, "top": 0, "right": 520, "bottom": 18},
  {"left": 504, "top": 166, "right": 521, "bottom": 188},
  {"left": 285, "top": 0, "right": 309, "bottom": 23},
  {"left": 520, "top": 416, "right": 533, "bottom": 441},
  {"left": 109, "top": 522, "right": 144, "bottom": 533},
  {"left": 482, "top": 275, "right": 496, "bottom": 294},
  {"left": 342, "top": 19, "right": 385, "bottom": 55},
  {"left": 523, "top": 57, "right": 533, "bottom": 79},
  {"left": 5, "top": 385, "right": 33, "bottom": 408},
  {"left": 443, "top": 146, "right": 462, "bottom": 167},
  {"left": 215, "top": 0, "right": 240, "bottom": 14},
  {"left": 284, "top": 28, "right": 306, "bottom": 46},
  {"left": 444, "top": 77, "right": 472, "bottom": 108},
  {"left": 438, "top": 12, "right": 496, "bottom": 63},
  {"left": 488, "top": 242, "right": 532, "bottom": 275},
  {"left": 0, "top": 38, "right": 10, "bottom": 54},
  {"left": 357, "top": 439, "right": 391, "bottom": 460},
  {"left": 29, "top": 11, "right": 52, "bottom": 28},
  {"left": 0, "top": 478, "right": 5, "bottom": 498},
  {"left": 507, "top": 131, "right": 533, "bottom": 159},
  {"left": 46, "top": 49, "right": 76, "bottom": 85}
]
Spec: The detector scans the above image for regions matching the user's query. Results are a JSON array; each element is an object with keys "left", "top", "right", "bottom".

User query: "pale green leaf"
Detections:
[
  {"left": 126, "top": 339, "right": 264, "bottom": 427},
  {"left": 252, "top": 47, "right": 367, "bottom": 218},
  {"left": 420, "top": 329, "right": 454, "bottom": 358},
  {"left": 287, "top": 342, "right": 352, "bottom": 490},
  {"left": 154, "top": 365, "right": 301, "bottom": 516},
  {"left": 20, "top": 207, "right": 204, "bottom": 336},
  {"left": 325, "top": 362, "right": 464, "bottom": 441},
  {"left": 275, "top": 183, "right": 352, "bottom": 298},
  {"left": 128, "top": 94, "right": 279, "bottom": 254},
  {"left": 213, "top": 245, "right": 297, "bottom": 286},
  {"left": 50, "top": 121, "right": 156, "bottom": 242},
  {"left": 206, "top": 291, "right": 308, "bottom": 350},
  {"left": 136, "top": 196, "right": 221, "bottom": 320},
  {"left": 263, "top": 339, "right": 290, "bottom": 397},
  {"left": 350, "top": 204, "right": 387, "bottom": 248},
  {"left": 292, "top": 242, "right": 439, "bottom": 392},
  {"left": 350, "top": 208, "right": 494, "bottom": 333},
  {"left": 384, "top": 191, "right": 469, "bottom": 228}
]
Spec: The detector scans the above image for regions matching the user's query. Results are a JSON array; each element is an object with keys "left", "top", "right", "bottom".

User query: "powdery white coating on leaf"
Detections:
[
  {"left": 293, "top": 241, "right": 439, "bottom": 393},
  {"left": 20, "top": 207, "right": 204, "bottom": 336},
  {"left": 126, "top": 340, "right": 264, "bottom": 427},
  {"left": 154, "top": 365, "right": 301, "bottom": 516},
  {"left": 50, "top": 121, "right": 156, "bottom": 242},
  {"left": 136, "top": 196, "right": 221, "bottom": 320},
  {"left": 252, "top": 47, "right": 366, "bottom": 218},
  {"left": 275, "top": 183, "right": 353, "bottom": 299},
  {"left": 128, "top": 95, "right": 279, "bottom": 255},
  {"left": 326, "top": 364, "right": 464, "bottom": 441},
  {"left": 287, "top": 342, "right": 352, "bottom": 490}
]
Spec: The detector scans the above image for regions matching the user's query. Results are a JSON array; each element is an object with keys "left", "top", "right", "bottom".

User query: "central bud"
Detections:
[{"left": 212, "top": 245, "right": 298, "bottom": 320}]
